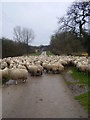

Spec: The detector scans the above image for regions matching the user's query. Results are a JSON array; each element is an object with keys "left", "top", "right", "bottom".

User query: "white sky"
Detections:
[{"left": 1, "top": 0, "right": 75, "bottom": 46}]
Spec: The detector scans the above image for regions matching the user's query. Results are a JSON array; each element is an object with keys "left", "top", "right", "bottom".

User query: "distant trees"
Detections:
[
  {"left": 13, "top": 26, "right": 35, "bottom": 54},
  {"left": 50, "top": 31, "right": 85, "bottom": 55},
  {"left": 50, "top": 1, "right": 90, "bottom": 55},
  {"left": 2, "top": 37, "right": 50, "bottom": 58},
  {"left": 2, "top": 38, "right": 35, "bottom": 58}
]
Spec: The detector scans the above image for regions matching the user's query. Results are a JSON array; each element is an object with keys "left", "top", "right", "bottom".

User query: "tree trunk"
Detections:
[
  {"left": 79, "top": 22, "right": 82, "bottom": 37},
  {"left": 26, "top": 36, "right": 29, "bottom": 55}
]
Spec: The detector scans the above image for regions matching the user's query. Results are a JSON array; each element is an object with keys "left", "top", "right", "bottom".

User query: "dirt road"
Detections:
[{"left": 2, "top": 73, "right": 88, "bottom": 118}]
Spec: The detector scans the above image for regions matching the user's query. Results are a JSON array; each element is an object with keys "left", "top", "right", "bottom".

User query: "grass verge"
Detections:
[
  {"left": 75, "top": 92, "right": 89, "bottom": 112},
  {"left": 64, "top": 66, "right": 89, "bottom": 112},
  {"left": 71, "top": 67, "right": 88, "bottom": 85},
  {"left": 30, "top": 52, "right": 42, "bottom": 56},
  {"left": 46, "top": 51, "right": 53, "bottom": 56}
]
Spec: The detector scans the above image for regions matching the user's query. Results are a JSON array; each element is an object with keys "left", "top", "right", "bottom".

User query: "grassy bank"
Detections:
[
  {"left": 75, "top": 92, "right": 89, "bottom": 112},
  {"left": 29, "top": 52, "right": 42, "bottom": 56},
  {"left": 64, "top": 66, "right": 89, "bottom": 112},
  {"left": 46, "top": 51, "right": 53, "bottom": 56},
  {"left": 71, "top": 67, "right": 88, "bottom": 85}
]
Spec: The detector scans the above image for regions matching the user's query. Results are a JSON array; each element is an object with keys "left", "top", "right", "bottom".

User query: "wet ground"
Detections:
[
  {"left": 2, "top": 73, "right": 88, "bottom": 118},
  {"left": 63, "top": 70, "right": 88, "bottom": 96}
]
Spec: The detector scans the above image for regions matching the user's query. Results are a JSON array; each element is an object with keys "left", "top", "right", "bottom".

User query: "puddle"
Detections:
[{"left": 6, "top": 80, "right": 14, "bottom": 85}]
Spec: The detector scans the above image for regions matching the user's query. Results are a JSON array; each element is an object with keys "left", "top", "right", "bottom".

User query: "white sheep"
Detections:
[
  {"left": 9, "top": 68, "right": 28, "bottom": 84},
  {"left": 0, "top": 67, "right": 9, "bottom": 84},
  {"left": 2, "top": 67, "right": 9, "bottom": 79},
  {"left": 1, "top": 61, "right": 7, "bottom": 69},
  {"left": 27, "top": 65, "right": 43, "bottom": 76}
]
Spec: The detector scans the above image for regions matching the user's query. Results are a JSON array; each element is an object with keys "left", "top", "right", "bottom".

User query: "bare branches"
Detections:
[
  {"left": 13, "top": 26, "right": 35, "bottom": 54},
  {"left": 13, "top": 26, "right": 22, "bottom": 42},
  {"left": 13, "top": 26, "right": 35, "bottom": 45},
  {"left": 58, "top": 1, "right": 89, "bottom": 36},
  {"left": 22, "top": 28, "right": 35, "bottom": 45}
]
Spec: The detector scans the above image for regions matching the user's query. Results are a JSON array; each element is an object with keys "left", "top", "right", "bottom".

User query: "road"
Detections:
[
  {"left": 41, "top": 51, "right": 46, "bottom": 56},
  {"left": 2, "top": 73, "right": 88, "bottom": 118}
]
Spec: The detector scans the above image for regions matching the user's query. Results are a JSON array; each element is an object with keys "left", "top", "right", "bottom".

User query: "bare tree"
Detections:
[
  {"left": 22, "top": 28, "right": 35, "bottom": 45},
  {"left": 22, "top": 28, "right": 35, "bottom": 54},
  {"left": 58, "top": 1, "right": 90, "bottom": 36},
  {"left": 13, "top": 26, "right": 23, "bottom": 42},
  {"left": 13, "top": 26, "right": 35, "bottom": 54}
]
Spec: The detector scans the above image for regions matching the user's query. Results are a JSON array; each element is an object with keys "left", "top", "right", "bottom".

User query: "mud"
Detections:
[{"left": 63, "top": 70, "right": 88, "bottom": 96}]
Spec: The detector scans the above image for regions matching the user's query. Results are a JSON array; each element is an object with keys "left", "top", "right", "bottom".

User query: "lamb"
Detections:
[{"left": 9, "top": 68, "right": 28, "bottom": 84}]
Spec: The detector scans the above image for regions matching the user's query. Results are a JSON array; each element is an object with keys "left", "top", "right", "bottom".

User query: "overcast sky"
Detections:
[{"left": 2, "top": 1, "right": 75, "bottom": 46}]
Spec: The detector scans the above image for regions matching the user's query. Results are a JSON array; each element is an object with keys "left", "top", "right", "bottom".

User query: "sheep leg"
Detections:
[
  {"left": 41, "top": 71, "right": 42, "bottom": 75},
  {"left": 15, "top": 80, "right": 18, "bottom": 85},
  {"left": 23, "top": 80, "right": 26, "bottom": 83},
  {"left": 25, "top": 80, "right": 26, "bottom": 82}
]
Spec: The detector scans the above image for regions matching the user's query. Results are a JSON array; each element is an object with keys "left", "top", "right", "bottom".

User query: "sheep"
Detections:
[
  {"left": 0, "top": 67, "right": 9, "bottom": 84},
  {"left": 1, "top": 55, "right": 88, "bottom": 78},
  {"left": 27, "top": 65, "right": 43, "bottom": 76},
  {"left": 51, "top": 63, "right": 64, "bottom": 73},
  {"left": 9, "top": 68, "right": 28, "bottom": 84},
  {"left": 79, "top": 64, "right": 88, "bottom": 72},
  {"left": 58, "top": 63, "right": 64, "bottom": 72},
  {"left": 36, "top": 65, "right": 43, "bottom": 75},
  {"left": 1, "top": 61, "right": 7, "bottom": 69},
  {"left": 2, "top": 67, "right": 9, "bottom": 79},
  {"left": 45, "top": 63, "right": 52, "bottom": 73},
  {"left": 18, "top": 65, "right": 26, "bottom": 69},
  {"left": 43, "top": 62, "right": 64, "bottom": 74}
]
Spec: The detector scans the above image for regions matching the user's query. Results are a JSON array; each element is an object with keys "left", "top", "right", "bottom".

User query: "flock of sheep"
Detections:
[{"left": 0, "top": 55, "right": 89, "bottom": 85}]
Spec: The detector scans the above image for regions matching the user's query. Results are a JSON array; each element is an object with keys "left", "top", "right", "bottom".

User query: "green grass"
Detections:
[
  {"left": 71, "top": 67, "right": 88, "bottom": 85},
  {"left": 66, "top": 81, "right": 79, "bottom": 85},
  {"left": 29, "top": 52, "right": 42, "bottom": 56},
  {"left": 64, "top": 66, "right": 89, "bottom": 112},
  {"left": 75, "top": 92, "right": 89, "bottom": 112},
  {"left": 46, "top": 51, "right": 53, "bottom": 56}
]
